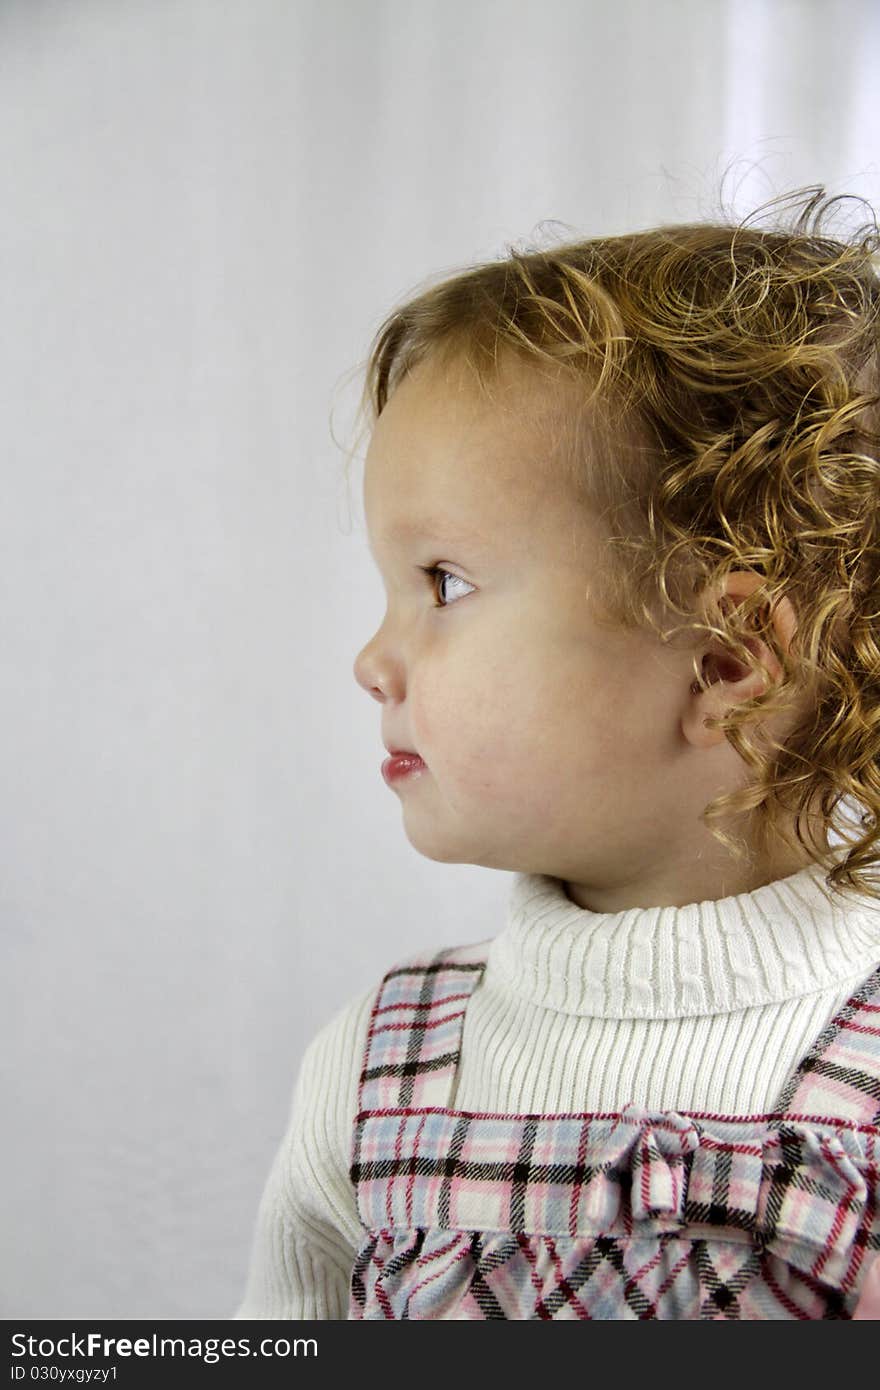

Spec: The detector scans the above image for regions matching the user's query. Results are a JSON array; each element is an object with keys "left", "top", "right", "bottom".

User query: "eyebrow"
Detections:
[{"left": 372, "top": 517, "right": 491, "bottom": 549}]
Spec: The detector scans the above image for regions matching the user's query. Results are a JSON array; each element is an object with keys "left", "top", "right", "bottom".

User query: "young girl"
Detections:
[{"left": 235, "top": 186, "right": 880, "bottom": 1320}]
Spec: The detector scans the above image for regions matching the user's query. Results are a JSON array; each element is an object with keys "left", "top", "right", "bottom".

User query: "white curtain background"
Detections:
[{"left": 1, "top": 0, "right": 878, "bottom": 1319}]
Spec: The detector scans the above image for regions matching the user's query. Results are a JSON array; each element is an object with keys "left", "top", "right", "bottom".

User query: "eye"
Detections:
[{"left": 420, "top": 565, "right": 475, "bottom": 608}]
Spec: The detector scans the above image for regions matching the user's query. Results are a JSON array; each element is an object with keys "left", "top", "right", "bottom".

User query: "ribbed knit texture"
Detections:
[{"left": 234, "top": 861, "right": 880, "bottom": 1319}]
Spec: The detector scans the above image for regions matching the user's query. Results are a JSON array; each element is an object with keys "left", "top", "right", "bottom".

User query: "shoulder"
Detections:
[
  {"left": 300, "top": 938, "right": 491, "bottom": 1096},
  {"left": 291, "top": 981, "right": 374, "bottom": 1149},
  {"left": 296, "top": 938, "right": 491, "bottom": 1141},
  {"left": 234, "top": 941, "right": 491, "bottom": 1315},
  {"left": 267, "top": 940, "right": 490, "bottom": 1238}
]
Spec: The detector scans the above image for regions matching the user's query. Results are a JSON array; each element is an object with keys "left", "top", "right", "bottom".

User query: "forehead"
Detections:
[{"left": 363, "top": 355, "right": 580, "bottom": 548}]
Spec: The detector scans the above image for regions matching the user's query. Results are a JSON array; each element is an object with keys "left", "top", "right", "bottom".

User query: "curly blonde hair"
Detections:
[{"left": 348, "top": 187, "right": 880, "bottom": 905}]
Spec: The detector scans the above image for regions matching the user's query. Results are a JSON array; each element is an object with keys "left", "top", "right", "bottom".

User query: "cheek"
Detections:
[{"left": 409, "top": 643, "right": 580, "bottom": 777}]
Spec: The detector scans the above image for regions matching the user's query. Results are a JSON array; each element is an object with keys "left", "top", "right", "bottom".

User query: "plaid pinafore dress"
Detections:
[{"left": 348, "top": 941, "right": 880, "bottom": 1319}]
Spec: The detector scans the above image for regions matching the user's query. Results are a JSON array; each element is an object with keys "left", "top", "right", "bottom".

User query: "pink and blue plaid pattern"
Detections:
[{"left": 348, "top": 944, "right": 880, "bottom": 1319}]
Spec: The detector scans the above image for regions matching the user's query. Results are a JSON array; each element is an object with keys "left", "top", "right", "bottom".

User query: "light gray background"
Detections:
[{"left": 1, "top": 0, "right": 878, "bottom": 1319}]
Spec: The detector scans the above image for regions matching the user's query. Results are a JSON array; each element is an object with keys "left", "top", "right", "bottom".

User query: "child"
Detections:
[{"left": 235, "top": 186, "right": 880, "bottom": 1319}]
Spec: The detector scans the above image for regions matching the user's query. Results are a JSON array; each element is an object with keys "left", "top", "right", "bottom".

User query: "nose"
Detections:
[{"left": 353, "top": 627, "right": 397, "bottom": 703}]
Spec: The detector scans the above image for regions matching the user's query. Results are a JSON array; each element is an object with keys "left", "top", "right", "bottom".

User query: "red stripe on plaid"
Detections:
[
  {"left": 810, "top": 1160, "right": 867, "bottom": 1284},
  {"left": 763, "top": 1260, "right": 820, "bottom": 1319},
  {"left": 371, "top": 1008, "right": 468, "bottom": 1036},
  {"left": 405, "top": 1231, "right": 473, "bottom": 1314},
  {"left": 567, "top": 1118, "right": 592, "bottom": 1238},
  {"left": 697, "top": 1134, "right": 763, "bottom": 1156},
  {"left": 354, "top": 1104, "right": 880, "bottom": 1138},
  {"left": 385, "top": 1114, "right": 407, "bottom": 1231},
  {"left": 517, "top": 1233, "right": 555, "bottom": 1320},
  {"left": 655, "top": 1244, "right": 695, "bottom": 1307},
  {"left": 773, "top": 1112, "right": 880, "bottom": 1138},
  {"left": 840, "top": 1021, "right": 880, "bottom": 1039},
  {"left": 546, "top": 1236, "right": 593, "bottom": 1319},
  {"left": 373, "top": 991, "right": 474, "bottom": 1016},
  {"left": 405, "top": 1112, "right": 428, "bottom": 1229},
  {"left": 626, "top": 1241, "right": 670, "bottom": 1319}
]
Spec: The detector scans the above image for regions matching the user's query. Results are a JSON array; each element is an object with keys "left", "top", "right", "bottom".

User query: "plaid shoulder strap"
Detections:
[
  {"left": 354, "top": 940, "right": 490, "bottom": 1114},
  {"left": 774, "top": 962, "right": 880, "bottom": 1123}
]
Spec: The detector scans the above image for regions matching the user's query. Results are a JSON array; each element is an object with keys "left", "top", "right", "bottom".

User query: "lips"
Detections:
[
  {"left": 382, "top": 750, "right": 427, "bottom": 785},
  {"left": 382, "top": 734, "right": 427, "bottom": 786}
]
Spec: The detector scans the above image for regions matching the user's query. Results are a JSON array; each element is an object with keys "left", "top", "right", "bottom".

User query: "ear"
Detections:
[{"left": 682, "top": 571, "right": 798, "bottom": 750}]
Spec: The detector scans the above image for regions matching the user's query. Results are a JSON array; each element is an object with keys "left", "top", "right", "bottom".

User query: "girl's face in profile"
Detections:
[{"left": 352, "top": 353, "right": 713, "bottom": 901}]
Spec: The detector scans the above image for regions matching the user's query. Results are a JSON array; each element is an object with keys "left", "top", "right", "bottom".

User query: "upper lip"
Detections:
[{"left": 383, "top": 742, "right": 419, "bottom": 756}]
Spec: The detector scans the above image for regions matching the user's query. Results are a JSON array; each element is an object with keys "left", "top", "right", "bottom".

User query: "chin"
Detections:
[
  {"left": 404, "top": 832, "right": 461, "bottom": 865},
  {"left": 403, "top": 825, "right": 508, "bottom": 871}
]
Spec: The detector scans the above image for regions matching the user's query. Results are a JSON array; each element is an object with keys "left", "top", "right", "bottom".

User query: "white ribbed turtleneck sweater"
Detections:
[{"left": 234, "top": 862, "right": 880, "bottom": 1320}]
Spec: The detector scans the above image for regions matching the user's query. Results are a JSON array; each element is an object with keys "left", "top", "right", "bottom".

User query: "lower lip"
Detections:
[{"left": 381, "top": 753, "right": 427, "bottom": 785}]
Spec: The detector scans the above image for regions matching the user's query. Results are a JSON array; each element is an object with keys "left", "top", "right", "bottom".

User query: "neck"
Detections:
[{"left": 562, "top": 828, "right": 826, "bottom": 913}]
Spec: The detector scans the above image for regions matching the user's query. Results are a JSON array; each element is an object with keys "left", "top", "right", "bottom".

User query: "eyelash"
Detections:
[{"left": 419, "top": 565, "right": 474, "bottom": 608}]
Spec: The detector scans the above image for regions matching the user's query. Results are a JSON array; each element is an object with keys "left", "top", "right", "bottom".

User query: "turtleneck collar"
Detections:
[{"left": 487, "top": 862, "right": 880, "bottom": 1020}]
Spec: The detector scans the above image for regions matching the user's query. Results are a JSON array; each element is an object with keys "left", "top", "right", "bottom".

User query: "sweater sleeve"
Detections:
[{"left": 232, "top": 981, "right": 376, "bottom": 1320}]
